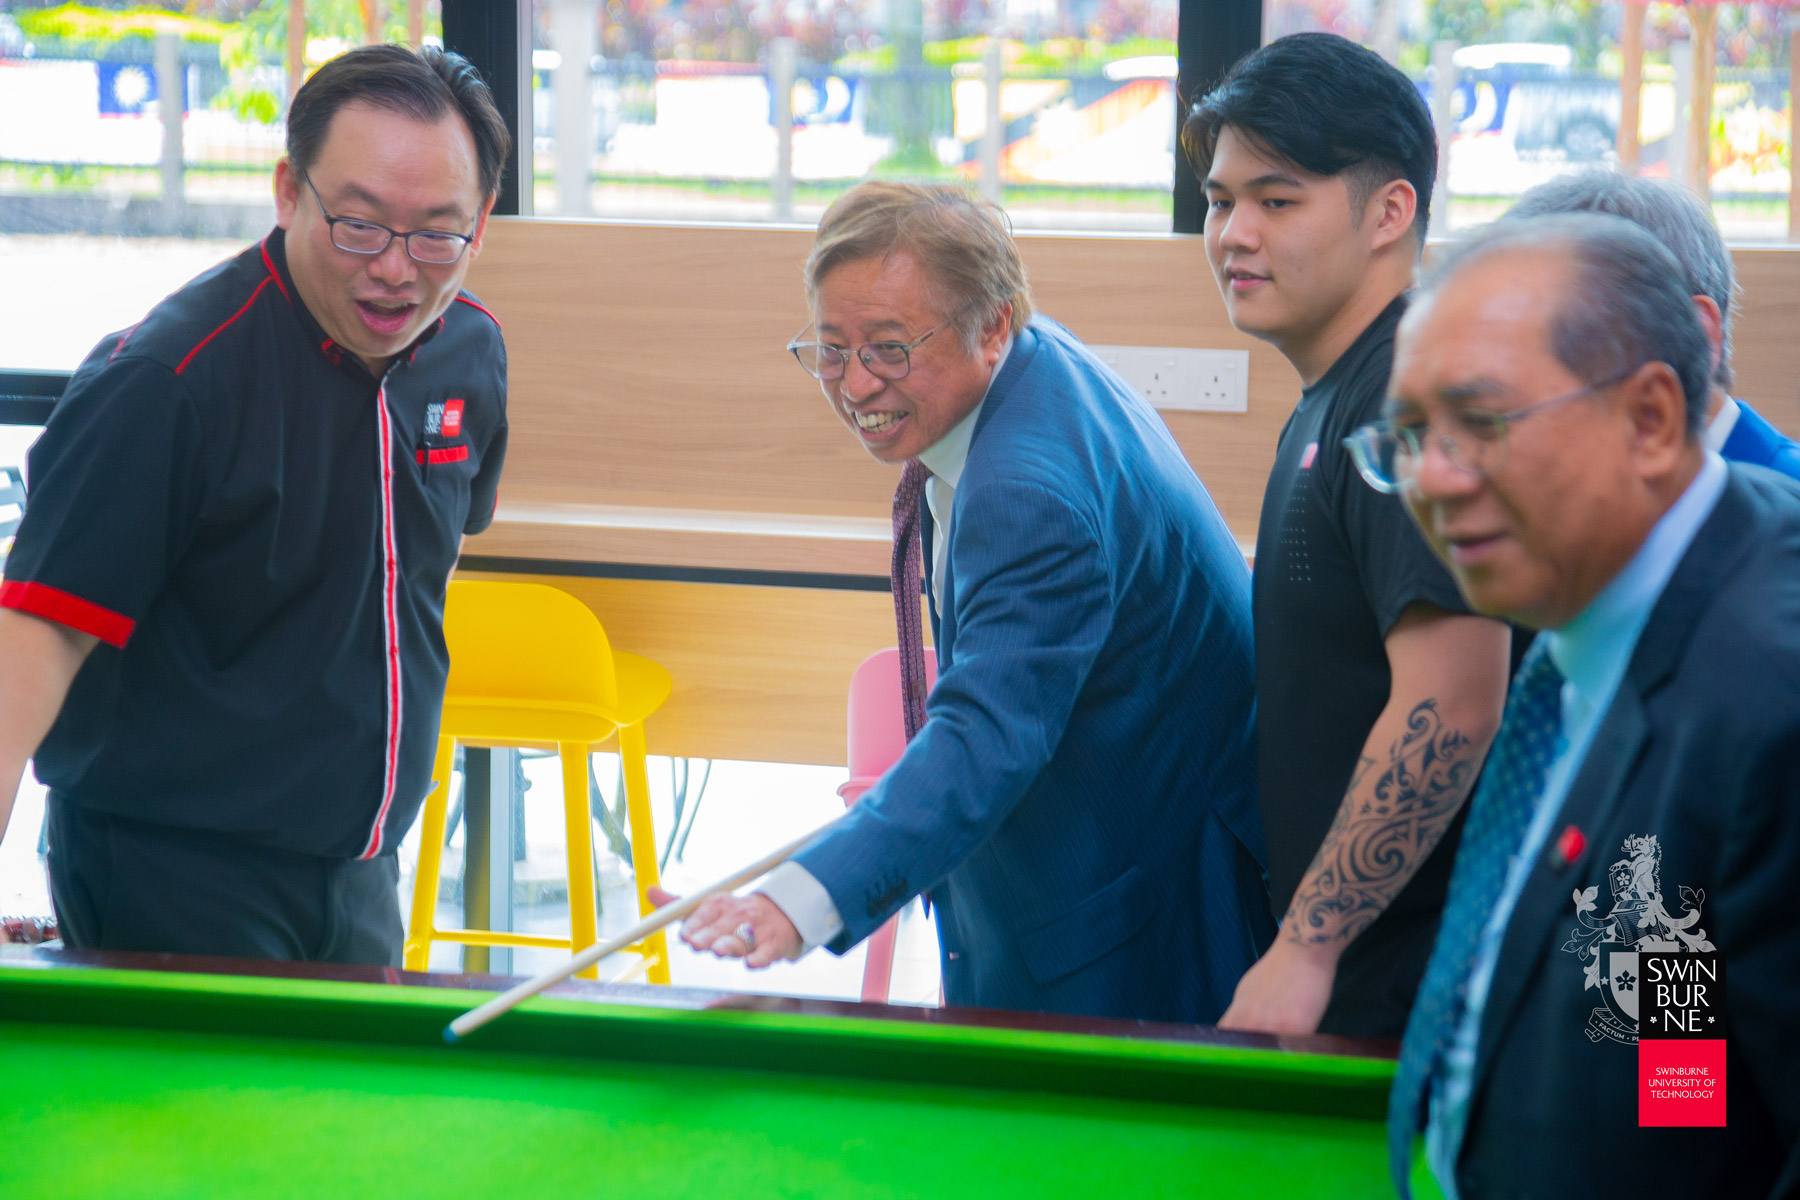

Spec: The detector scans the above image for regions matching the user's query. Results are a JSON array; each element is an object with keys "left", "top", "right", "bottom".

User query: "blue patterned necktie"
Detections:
[{"left": 1388, "top": 637, "right": 1567, "bottom": 1195}]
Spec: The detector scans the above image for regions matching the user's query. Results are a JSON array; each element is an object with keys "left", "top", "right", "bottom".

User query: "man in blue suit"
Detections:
[
  {"left": 1506, "top": 171, "right": 1800, "bottom": 481},
  {"left": 666, "top": 181, "right": 1274, "bottom": 1022}
]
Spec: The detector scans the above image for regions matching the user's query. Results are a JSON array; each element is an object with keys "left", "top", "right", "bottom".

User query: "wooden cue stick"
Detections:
[{"left": 443, "top": 820, "right": 837, "bottom": 1043}]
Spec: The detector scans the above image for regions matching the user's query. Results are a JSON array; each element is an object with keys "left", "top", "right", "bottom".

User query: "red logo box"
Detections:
[{"left": 1640, "top": 1037, "right": 1725, "bottom": 1126}]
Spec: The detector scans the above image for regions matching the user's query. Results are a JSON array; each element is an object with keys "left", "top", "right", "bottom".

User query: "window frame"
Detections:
[{"left": 437, "top": 0, "right": 1262, "bottom": 230}]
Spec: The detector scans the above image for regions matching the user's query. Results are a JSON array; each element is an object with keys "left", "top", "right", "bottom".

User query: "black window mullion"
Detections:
[
  {"left": 442, "top": 0, "right": 532, "bottom": 217},
  {"left": 1174, "top": 0, "right": 1262, "bottom": 233}
]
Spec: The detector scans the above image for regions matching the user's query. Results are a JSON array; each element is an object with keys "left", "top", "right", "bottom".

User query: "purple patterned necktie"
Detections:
[{"left": 891, "top": 459, "right": 930, "bottom": 741}]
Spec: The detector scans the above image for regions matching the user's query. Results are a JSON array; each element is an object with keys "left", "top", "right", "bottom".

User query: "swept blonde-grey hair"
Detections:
[{"left": 803, "top": 181, "right": 1033, "bottom": 351}]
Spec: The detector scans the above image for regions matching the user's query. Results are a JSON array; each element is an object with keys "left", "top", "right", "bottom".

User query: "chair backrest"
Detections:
[
  {"left": 444, "top": 580, "right": 619, "bottom": 711},
  {"left": 838, "top": 646, "right": 937, "bottom": 803},
  {"left": 0, "top": 466, "right": 22, "bottom": 540}
]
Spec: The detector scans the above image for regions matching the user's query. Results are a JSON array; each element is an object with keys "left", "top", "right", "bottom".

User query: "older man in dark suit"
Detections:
[{"left": 1348, "top": 214, "right": 1800, "bottom": 1198}]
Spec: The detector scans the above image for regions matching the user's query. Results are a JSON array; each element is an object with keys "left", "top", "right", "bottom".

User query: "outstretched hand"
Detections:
[{"left": 647, "top": 886, "right": 804, "bottom": 969}]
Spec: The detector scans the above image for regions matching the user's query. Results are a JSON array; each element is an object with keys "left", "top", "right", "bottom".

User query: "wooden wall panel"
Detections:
[
  {"left": 462, "top": 219, "right": 1296, "bottom": 560},
  {"left": 466, "top": 221, "right": 1800, "bottom": 567},
  {"left": 1725, "top": 246, "right": 1800, "bottom": 440}
]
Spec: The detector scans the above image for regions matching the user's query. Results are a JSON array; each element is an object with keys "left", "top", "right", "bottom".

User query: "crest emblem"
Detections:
[
  {"left": 1598, "top": 945, "right": 1639, "bottom": 1025},
  {"left": 1562, "top": 835, "right": 1713, "bottom": 1044}
]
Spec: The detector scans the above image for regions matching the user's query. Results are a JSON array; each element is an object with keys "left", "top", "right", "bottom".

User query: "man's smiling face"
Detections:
[
  {"left": 811, "top": 252, "right": 1007, "bottom": 464},
  {"left": 1202, "top": 125, "right": 1381, "bottom": 358},
  {"left": 275, "top": 101, "right": 493, "bottom": 375}
]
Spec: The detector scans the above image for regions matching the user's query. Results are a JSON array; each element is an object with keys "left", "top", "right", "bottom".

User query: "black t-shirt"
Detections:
[
  {"left": 1253, "top": 295, "right": 1476, "bottom": 1017},
  {"left": 2, "top": 230, "right": 507, "bottom": 860}
]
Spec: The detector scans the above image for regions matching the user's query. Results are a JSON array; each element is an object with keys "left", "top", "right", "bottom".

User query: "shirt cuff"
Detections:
[{"left": 756, "top": 861, "right": 844, "bottom": 953}]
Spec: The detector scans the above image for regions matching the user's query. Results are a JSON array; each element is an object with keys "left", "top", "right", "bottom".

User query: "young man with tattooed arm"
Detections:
[{"left": 1185, "top": 34, "right": 1512, "bottom": 1037}]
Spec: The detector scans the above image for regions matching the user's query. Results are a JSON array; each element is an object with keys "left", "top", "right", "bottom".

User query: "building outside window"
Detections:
[{"left": 1264, "top": 0, "right": 1798, "bottom": 240}]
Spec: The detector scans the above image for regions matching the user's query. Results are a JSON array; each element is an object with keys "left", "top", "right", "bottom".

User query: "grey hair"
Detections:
[
  {"left": 804, "top": 181, "right": 1032, "bottom": 354},
  {"left": 1423, "top": 213, "right": 1711, "bottom": 435},
  {"left": 1505, "top": 170, "right": 1736, "bottom": 392}
]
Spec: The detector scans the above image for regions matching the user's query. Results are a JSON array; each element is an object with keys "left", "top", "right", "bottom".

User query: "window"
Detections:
[
  {"left": 1262, "top": 0, "right": 1796, "bottom": 241},
  {"left": 0, "top": 3, "right": 443, "bottom": 373},
  {"left": 529, "top": 0, "right": 1183, "bottom": 230}
]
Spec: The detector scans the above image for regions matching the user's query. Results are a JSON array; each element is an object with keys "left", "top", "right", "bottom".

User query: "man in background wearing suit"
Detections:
[
  {"left": 1365, "top": 214, "right": 1800, "bottom": 1197},
  {"left": 662, "top": 181, "right": 1274, "bottom": 1023},
  {"left": 1505, "top": 170, "right": 1800, "bottom": 481}
]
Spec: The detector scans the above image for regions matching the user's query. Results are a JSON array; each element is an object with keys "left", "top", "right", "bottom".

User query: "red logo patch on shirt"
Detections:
[
  {"left": 441, "top": 399, "right": 464, "bottom": 437},
  {"left": 1300, "top": 441, "right": 1319, "bottom": 469}
]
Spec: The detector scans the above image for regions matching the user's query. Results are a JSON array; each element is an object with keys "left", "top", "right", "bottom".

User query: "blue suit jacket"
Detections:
[
  {"left": 1721, "top": 398, "right": 1800, "bottom": 482},
  {"left": 796, "top": 317, "right": 1273, "bottom": 1023}
]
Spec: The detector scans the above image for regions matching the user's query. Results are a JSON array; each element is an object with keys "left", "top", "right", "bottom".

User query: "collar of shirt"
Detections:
[
  {"left": 263, "top": 229, "right": 448, "bottom": 376},
  {"left": 918, "top": 336, "right": 1013, "bottom": 611},
  {"left": 918, "top": 334, "right": 1013, "bottom": 487},
  {"left": 1702, "top": 395, "right": 1740, "bottom": 456},
  {"left": 1543, "top": 450, "right": 1729, "bottom": 745}
]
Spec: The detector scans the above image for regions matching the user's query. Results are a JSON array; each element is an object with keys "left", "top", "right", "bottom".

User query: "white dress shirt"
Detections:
[
  {"left": 756, "top": 337, "right": 1012, "bottom": 954},
  {"left": 1425, "top": 452, "right": 1728, "bottom": 1197},
  {"left": 1703, "top": 395, "right": 1740, "bottom": 455}
]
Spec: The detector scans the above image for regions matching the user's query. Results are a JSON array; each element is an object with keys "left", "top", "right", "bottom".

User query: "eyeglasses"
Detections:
[
  {"left": 787, "top": 317, "right": 958, "bottom": 382},
  {"left": 300, "top": 171, "right": 475, "bottom": 265},
  {"left": 1344, "top": 366, "right": 1641, "bottom": 494}
]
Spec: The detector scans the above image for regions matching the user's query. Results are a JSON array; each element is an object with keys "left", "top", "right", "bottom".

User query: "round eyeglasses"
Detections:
[
  {"left": 1344, "top": 368, "right": 1640, "bottom": 494},
  {"left": 300, "top": 171, "right": 475, "bottom": 265},
  {"left": 787, "top": 317, "right": 956, "bottom": 383}
]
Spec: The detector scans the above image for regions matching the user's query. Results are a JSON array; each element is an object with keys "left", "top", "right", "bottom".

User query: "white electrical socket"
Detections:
[{"left": 1090, "top": 345, "right": 1250, "bottom": 413}]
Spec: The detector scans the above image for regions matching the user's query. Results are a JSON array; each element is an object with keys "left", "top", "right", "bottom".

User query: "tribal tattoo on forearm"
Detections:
[{"left": 1285, "top": 700, "right": 1479, "bottom": 946}]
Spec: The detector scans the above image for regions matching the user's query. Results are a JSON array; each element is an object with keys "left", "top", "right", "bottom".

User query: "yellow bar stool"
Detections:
[{"left": 404, "top": 580, "right": 674, "bottom": 982}]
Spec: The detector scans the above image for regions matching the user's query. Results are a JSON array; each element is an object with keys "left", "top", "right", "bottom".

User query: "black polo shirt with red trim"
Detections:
[{"left": 1, "top": 229, "right": 507, "bottom": 860}]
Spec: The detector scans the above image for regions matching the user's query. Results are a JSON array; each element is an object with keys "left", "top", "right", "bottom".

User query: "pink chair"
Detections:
[{"left": 839, "top": 647, "right": 936, "bottom": 1003}]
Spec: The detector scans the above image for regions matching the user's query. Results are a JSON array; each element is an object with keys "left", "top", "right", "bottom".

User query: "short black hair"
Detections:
[
  {"left": 1183, "top": 33, "right": 1437, "bottom": 238},
  {"left": 1425, "top": 214, "right": 1711, "bottom": 435},
  {"left": 287, "top": 44, "right": 511, "bottom": 200}
]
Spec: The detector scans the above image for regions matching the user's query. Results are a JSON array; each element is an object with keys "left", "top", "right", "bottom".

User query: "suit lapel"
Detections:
[
  {"left": 932, "top": 324, "right": 1040, "bottom": 669},
  {"left": 1470, "top": 470, "right": 1762, "bottom": 1093},
  {"left": 1471, "top": 688, "right": 1649, "bottom": 1092},
  {"left": 922, "top": 491, "right": 943, "bottom": 653}
]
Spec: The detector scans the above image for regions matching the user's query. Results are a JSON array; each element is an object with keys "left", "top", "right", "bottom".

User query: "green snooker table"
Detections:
[{"left": 0, "top": 947, "right": 1437, "bottom": 1199}]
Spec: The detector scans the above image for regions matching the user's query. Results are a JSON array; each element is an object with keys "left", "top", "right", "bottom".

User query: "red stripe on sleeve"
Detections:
[
  {"left": 415, "top": 445, "right": 470, "bottom": 466},
  {"left": 0, "top": 580, "right": 135, "bottom": 647}
]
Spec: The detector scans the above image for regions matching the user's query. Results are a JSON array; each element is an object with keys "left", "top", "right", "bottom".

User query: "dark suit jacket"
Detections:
[
  {"left": 795, "top": 317, "right": 1273, "bottom": 1023},
  {"left": 1448, "top": 466, "right": 1800, "bottom": 1199},
  {"left": 1721, "top": 399, "right": 1800, "bottom": 482}
]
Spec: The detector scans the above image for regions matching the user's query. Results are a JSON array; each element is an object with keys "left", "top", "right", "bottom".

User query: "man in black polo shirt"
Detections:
[
  {"left": 0, "top": 45, "right": 510, "bottom": 965},
  {"left": 1184, "top": 35, "right": 1512, "bottom": 1037}
]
